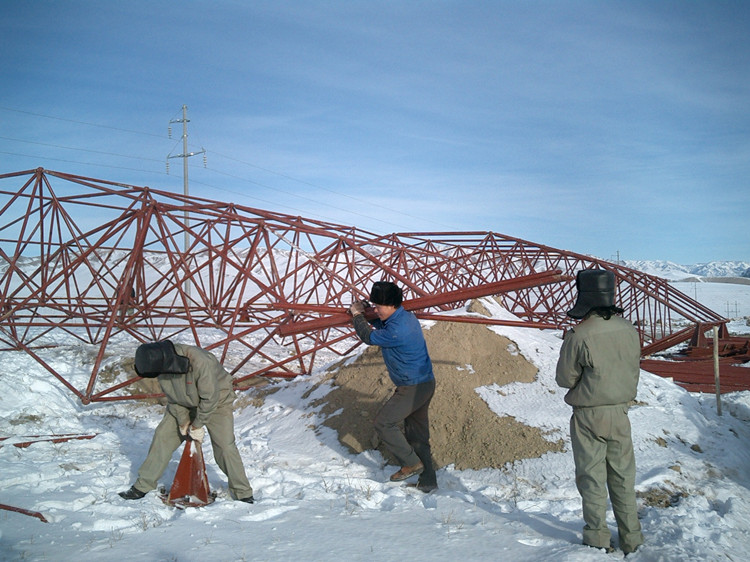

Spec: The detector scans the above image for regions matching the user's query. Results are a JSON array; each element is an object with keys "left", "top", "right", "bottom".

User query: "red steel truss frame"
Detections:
[{"left": 0, "top": 169, "right": 728, "bottom": 403}]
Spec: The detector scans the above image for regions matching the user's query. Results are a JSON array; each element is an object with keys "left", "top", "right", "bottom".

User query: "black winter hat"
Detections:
[
  {"left": 567, "top": 269, "right": 621, "bottom": 319},
  {"left": 369, "top": 281, "right": 403, "bottom": 307},
  {"left": 134, "top": 340, "right": 190, "bottom": 378}
]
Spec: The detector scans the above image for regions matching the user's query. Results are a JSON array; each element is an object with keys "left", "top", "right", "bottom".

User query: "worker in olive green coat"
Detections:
[
  {"left": 556, "top": 270, "right": 644, "bottom": 555},
  {"left": 119, "top": 340, "right": 255, "bottom": 503}
]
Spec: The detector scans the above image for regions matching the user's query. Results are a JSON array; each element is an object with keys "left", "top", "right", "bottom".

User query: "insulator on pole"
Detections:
[
  {"left": 168, "top": 126, "right": 172, "bottom": 139},
  {"left": 166, "top": 160, "right": 170, "bottom": 175}
]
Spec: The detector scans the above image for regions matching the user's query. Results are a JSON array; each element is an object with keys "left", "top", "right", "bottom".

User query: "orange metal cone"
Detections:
[{"left": 166, "top": 438, "right": 213, "bottom": 507}]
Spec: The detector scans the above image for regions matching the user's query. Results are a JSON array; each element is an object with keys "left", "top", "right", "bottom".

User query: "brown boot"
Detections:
[{"left": 389, "top": 461, "right": 424, "bottom": 482}]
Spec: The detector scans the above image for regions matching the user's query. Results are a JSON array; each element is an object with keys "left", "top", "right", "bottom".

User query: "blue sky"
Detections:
[{"left": 1, "top": 1, "right": 748, "bottom": 264}]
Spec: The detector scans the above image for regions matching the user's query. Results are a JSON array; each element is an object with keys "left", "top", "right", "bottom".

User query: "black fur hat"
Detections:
[
  {"left": 134, "top": 340, "right": 190, "bottom": 378},
  {"left": 369, "top": 281, "right": 403, "bottom": 307},
  {"left": 567, "top": 269, "right": 622, "bottom": 319}
]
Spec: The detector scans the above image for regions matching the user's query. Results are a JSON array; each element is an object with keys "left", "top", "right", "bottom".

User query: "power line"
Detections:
[
  {"left": 0, "top": 148, "right": 360, "bottom": 227},
  {"left": 207, "top": 149, "right": 447, "bottom": 228},
  {"left": 0, "top": 106, "right": 166, "bottom": 138},
  {"left": 0, "top": 150, "right": 167, "bottom": 175},
  {"left": 196, "top": 166, "right": 410, "bottom": 231},
  {"left": 0, "top": 135, "right": 164, "bottom": 163},
  {"left": 0, "top": 105, "right": 453, "bottom": 231}
]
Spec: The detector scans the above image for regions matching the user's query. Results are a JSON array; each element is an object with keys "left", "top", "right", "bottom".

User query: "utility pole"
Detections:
[{"left": 167, "top": 105, "right": 206, "bottom": 299}]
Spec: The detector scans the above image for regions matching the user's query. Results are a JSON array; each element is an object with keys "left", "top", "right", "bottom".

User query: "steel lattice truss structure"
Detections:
[{"left": 0, "top": 169, "right": 726, "bottom": 403}]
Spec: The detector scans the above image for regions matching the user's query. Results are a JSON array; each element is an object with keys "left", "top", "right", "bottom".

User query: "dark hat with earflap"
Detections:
[
  {"left": 567, "top": 269, "right": 621, "bottom": 319},
  {"left": 134, "top": 340, "right": 190, "bottom": 378},
  {"left": 369, "top": 281, "right": 403, "bottom": 307}
]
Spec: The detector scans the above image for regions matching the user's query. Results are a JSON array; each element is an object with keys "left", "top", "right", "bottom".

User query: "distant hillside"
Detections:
[
  {"left": 620, "top": 260, "right": 750, "bottom": 282},
  {"left": 1, "top": 253, "right": 747, "bottom": 285}
]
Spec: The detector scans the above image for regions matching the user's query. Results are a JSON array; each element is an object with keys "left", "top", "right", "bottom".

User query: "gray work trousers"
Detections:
[
  {"left": 374, "top": 380, "right": 436, "bottom": 485},
  {"left": 571, "top": 404, "right": 643, "bottom": 553},
  {"left": 133, "top": 403, "right": 253, "bottom": 500}
]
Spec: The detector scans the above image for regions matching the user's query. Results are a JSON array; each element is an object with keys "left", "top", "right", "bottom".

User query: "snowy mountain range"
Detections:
[
  {"left": 620, "top": 260, "right": 750, "bottom": 281},
  {"left": 3, "top": 256, "right": 748, "bottom": 284}
]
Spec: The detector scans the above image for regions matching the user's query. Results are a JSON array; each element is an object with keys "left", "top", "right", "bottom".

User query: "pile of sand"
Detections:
[
  {"left": 311, "top": 308, "right": 563, "bottom": 470},
  {"left": 122, "top": 301, "right": 564, "bottom": 470}
]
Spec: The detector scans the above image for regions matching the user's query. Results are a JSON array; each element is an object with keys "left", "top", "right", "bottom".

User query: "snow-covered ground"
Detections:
[
  {"left": 1, "top": 279, "right": 749, "bottom": 561},
  {"left": 670, "top": 280, "right": 750, "bottom": 321}
]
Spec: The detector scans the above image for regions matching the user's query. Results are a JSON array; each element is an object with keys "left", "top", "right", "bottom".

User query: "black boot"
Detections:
[
  {"left": 413, "top": 442, "right": 438, "bottom": 492},
  {"left": 119, "top": 486, "right": 146, "bottom": 500}
]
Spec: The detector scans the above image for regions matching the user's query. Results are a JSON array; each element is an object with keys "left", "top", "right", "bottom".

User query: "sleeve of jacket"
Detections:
[
  {"left": 166, "top": 402, "right": 191, "bottom": 427},
  {"left": 190, "top": 350, "right": 224, "bottom": 428},
  {"left": 556, "top": 330, "right": 589, "bottom": 389},
  {"left": 352, "top": 314, "right": 373, "bottom": 344}
]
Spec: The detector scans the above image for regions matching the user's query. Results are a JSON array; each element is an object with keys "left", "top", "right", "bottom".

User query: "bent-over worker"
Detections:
[{"left": 119, "top": 340, "right": 255, "bottom": 503}]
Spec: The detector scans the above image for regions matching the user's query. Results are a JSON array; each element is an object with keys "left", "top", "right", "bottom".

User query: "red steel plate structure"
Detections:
[{"left": 0, "top": 169, "right": 730, "bottom": 403}]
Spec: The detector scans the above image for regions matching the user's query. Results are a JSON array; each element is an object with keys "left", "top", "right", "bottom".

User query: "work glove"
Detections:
[
  {"left": 348, "top": 301, "right": 366, "bottom": 316},
  {"left": 188, "top": 425, "right": 205, "bottom": 442}
]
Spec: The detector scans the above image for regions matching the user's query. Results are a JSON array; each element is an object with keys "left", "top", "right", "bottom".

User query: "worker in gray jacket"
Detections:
[
  {"left": 555, "top": 270, "right": 644, "bottom": 555},
  {"left": 119, "top": 340, "right": 255, "bottom": 503}
]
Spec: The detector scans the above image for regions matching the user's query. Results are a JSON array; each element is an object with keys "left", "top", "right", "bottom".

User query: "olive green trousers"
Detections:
[
  {"left": 133, "top": 403, "right": 253, "bottom": 500},
  {"left": 570, "top": 404, "right": 643, "bottom": 554}
]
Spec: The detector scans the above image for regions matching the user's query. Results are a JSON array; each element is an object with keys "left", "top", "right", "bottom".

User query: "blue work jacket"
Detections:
[{"left": 369, "top": 306, "right": 434, "bottom": 387}]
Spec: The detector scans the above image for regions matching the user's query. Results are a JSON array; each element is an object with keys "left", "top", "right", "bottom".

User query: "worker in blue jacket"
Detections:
[{"left": 348, "top": 281, "right": 437, "bottom": 492}]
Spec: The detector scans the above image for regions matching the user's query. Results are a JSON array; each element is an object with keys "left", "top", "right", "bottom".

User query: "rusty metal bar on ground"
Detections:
[
  {"left": 641, "top": 325, "right": 697, "bottom": 356},
  {"left": 0, "top": 433, "right": 98, "bottom": 449},
  {"left": 640, "top": 358, "right": 750, "bottom": 393},
  {"left": 277, "top": 269, "right": 567, "bottom": 337},
  {"left": 0, "top": 503, "right": 48, "bottom": 523}
]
